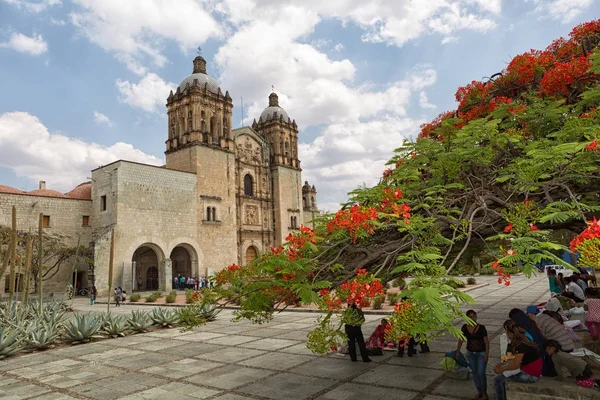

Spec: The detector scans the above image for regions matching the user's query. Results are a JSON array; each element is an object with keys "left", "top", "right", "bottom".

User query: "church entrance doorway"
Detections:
[
  {"left": 170, "top": 246, "right": 192, "bottom": 281},
  {"left": 245, "top": 246, "right": 258, "bottom": 266},
  {"left": 132, "top": 245, "right": 160, "bottom": 291}
]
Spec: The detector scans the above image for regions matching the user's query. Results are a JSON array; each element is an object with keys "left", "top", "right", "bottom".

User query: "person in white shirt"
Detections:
[{"left": 565, "top": 276, "right": 585, "bottom": 302}]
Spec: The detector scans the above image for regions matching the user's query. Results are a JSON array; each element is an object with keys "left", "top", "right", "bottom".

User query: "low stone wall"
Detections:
[{"left": 507, "top": 378, "right": 600, "bottom": 399}]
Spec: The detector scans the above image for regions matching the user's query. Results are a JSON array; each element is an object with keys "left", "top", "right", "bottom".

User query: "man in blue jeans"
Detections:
[{"left": 456, "top": 310, "right": 490, "bottom": 399}]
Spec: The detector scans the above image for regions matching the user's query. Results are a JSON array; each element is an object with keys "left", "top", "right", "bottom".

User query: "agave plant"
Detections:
[
  {"left": 198, "top": 302, "right": 220, "bottom": 322},
  {"left": 63, "top": 314, "right": 102, "bottom": 344},
  {"left": 101, "top": 314, "right": 129, "bottom": 338},
  {"left": 0, "top": 327, "right": 21, "bottom": 359},
  {"left": 22, "top": 320, "right": 60, "bottom": 350},
  {"left": 150, "top": 308, "right": 179, "bottom": 328},
  {"left": 127, "top": 310, "right": 153, "bottom": 333}
]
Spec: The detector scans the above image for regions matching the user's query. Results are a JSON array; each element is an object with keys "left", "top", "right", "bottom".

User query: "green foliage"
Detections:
[
  {"left": 467, "top": 277, "right": 476, "bottom": 285},
  {"left": 100, "top": 314, "right": 129, "bottom": 338},
  {"left": 127, "top": 310, "right": 153, "bottom": 333},
  {"left": 145, "top": 293, "right": 159, "bottom": 303},
  {"left": 392, "top": 278, "right": 406, "bottom": 289},
  {"left": 388, "top": 293, "right": 399, "bottom": 305},
  {"left": 165, "top": 291, "right": 177, "bottom": 304},
  {"left": 63, "top": 314, "right": 102, "bottom": 344},
  {"left": 150, "top": 308, "right": 179, "bottom": 327},
  {"left": 0, "top": 327, "right": 21, "bottom": 359},
  {"left": 306, "top": 314, "right": 344, "bottom": 355},
  {"left": 129, "top": 293, "right": 141, "bottom": 302},
  {"left": 372, "top": 295, "right": 384, "bottom": 309},
  {"left": 22, "top": 320, "right": 61, "bottom": 350},
  {"left": 178, "top": 305, "right": 207, "bottom": 332},
  {"left": 185, "top": 289, "right": 195, "bottom": 304}
]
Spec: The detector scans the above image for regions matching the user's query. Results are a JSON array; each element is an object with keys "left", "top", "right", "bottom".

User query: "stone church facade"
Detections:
[{"left": 0, "top": 56, "right": 318, "bottom": 296}]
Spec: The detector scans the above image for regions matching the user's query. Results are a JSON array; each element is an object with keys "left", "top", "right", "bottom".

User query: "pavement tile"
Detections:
[
  {"left": 142, "top": 358, "right": 224, "bottom": 378},
  {"left": 119, "top": 382, "right": 221, "bottom": 399},
  {"left": 353, "top": 364, "right": 443, "bottom": 391},
  {"left": 291, "top": 357, "right": 375, "bottom": 380},
  {"left": 172, "top": 332, "right": 226, "bottom": 342},
  {"left": 315, "top": 382, "right": 416, "bottom": 400},
  {"left": 155, "top": 342, "right": 227, "bottom": 357},
  {"left": 184, "top": 365, "right": 274, "bottom": 390},
  {"left": 237, "top": 338, "right": 298, "bottom": 351},
  {"left": 196, "top": 347, "right": 266, "bottom": 363},
  {"left": 238, "top": 352, "right": 313, "bottom": 370},
  {"left": 237, "top": 371, "right": 337, "bottom": 400},
  {"left": 205, "top": 335, "right": 261, "bottom": 346}
]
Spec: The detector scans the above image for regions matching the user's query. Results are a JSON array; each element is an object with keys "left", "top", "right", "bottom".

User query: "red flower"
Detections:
[
  {"left": 383, "top": 169, "right": 393, "bottom": 178},
  {"left": 504, "top": 223, "right": 513, "bottom": 233},
  {"left": 393, "top": 189, "right": 403, "bottom": 199},
  {"left": 319, "top": 288, "right": 330, "bottom": 297},
  {"left": 586, "top": 139, "right": 598, "bottom": 151},
  {"left": 529, "top": 224, "right": 539, "bottom": 231},
  {"left": 356, "top": 268, "right": 368, "bottom": 277}
]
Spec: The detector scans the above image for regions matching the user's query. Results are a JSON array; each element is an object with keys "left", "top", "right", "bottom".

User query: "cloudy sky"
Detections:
[{"left": 0, "top": 0, "right": 597, "bottom": 211}]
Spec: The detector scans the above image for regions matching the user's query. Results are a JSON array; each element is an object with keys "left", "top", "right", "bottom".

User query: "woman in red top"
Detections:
[
  {"left": 493, "top": 320, "right": 542, "bottom": 400},
  {"left": 367, "top": 318, "right": 390, "bottom": 349}
]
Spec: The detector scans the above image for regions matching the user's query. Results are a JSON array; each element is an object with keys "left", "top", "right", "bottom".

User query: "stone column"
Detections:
[{"left": 163, "top": 258, "right": 172, "bottom": 292}]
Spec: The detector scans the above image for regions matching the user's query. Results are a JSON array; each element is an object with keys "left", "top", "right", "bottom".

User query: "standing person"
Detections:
[
  {"left": 115, "top": 287, "right": 122, "bottom": 307},
  {"left": 173, "top": 275, "right": 179, "bottom": 290},
  {"left": 195, "top": 276, "right": 199, "bottom": 291},
  {"left": 548, "top": 269, "right": 561, "bottom": 295},
  {"left": 89, "top": 287, "right": 95, "bottom": 305},
  {"left": 456, "top": 310, "right": 490, "bottom": 400},
  {"left": 584, "top": 287, "right": 600, "bottom": 341},
  {"left": 121, "top": 290, "right": 127, "bottom": 305},
  {"left": 137, "top": 276, "right": 143, "bottom": 291},
  {"left": 179, "top": 275, "right": 185, "bottom": 289},
  {"left": 344, "top": 302, "right": 372, "bottom": 363},
  {"left": 493, "top": 320, "right": 542, "bottom": 400},
  {"left": 92, "top": 286, "right": 97, "bottom": 304}
]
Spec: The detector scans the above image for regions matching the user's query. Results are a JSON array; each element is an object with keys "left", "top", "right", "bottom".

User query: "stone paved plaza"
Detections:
[{"left": 0, "top": 275, "right": 551, "bottom": 400}]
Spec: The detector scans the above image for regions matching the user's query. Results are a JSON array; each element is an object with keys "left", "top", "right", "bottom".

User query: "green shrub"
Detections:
[
  {"left": 392, "top": 278, "right": 407, "bottom": 290},
  {"left": 185, "top": 289, "right": 195, "bottom": 304},
  {"left": 145, "top": 294, "right": 159, "bottom": 303},
  {"left": 0, "top": 327, "right": 21, "bottom": 359},
  {"left": 130, "top": 293, "right": 141, "bottom": 302},
  {"left": 447, "top": 280, "right": 466, "bottom": 289},
  {"left": 467, "top": 277, "right": 477, "bottom": 285},
  {"left": 63, "top": 314, "right": 102, "bottom": 344},
  {"left": 372, "top": 296, "right": 384, "bottom": 310},
  {"left": 153, "top": 291, "right": 162, "bottom": 298},
  {"left": 388, "top": 293, "right": 399, "bottom": 305},
  {"left": 166, "top": 291, "right": 177, "bottom": 304}
]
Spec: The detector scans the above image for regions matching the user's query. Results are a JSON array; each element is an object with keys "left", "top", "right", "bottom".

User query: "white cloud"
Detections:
[
  {"left": 49, "top": 17, "right": 66, "bottom": 26},
  {"left": 116, "top": 73, "right": 175, "bottom": 113},
  {"left": 0, "top": 33, "right": 47, "bottom": 55},
  {"left": 0, "top": 112, "right": 162, "bottom": 191},
  {"left": 334, "top": 43, "right": 345, "bottom": 52},
  {"left": 526, "top": 0, "right": 593, "bottom": 23},
  {"left": 441, "top": 36, "right": 459, "bottom": 44},
  {"left": 93, "top": 111, "right": 113, "bottom": 127},
  {"left": 70, "top": 0, "right": 223, "bottom": 74},
  {"left": 419, "top": 91, "right": 436, "bottom": 109},
  {"left": 2, "top": 0, "right": 61, "bottom": 13}
]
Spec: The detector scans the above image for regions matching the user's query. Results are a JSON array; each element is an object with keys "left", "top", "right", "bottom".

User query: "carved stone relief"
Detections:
[{"left": 245, "top": 205, "right": 259, "bottom": 225}]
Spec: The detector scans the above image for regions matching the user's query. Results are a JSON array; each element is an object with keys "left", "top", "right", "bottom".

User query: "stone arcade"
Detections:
[{"left": 0, "top": 56, "right": 319, "bottom": 296}]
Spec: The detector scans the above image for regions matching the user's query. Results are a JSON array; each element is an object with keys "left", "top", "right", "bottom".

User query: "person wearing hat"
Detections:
[{"left": 526, "top": 306, "right": 574, "bottom": 352}]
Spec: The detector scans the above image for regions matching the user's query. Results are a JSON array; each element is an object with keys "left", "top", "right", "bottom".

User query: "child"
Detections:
[
  {"left": 121, "top": 290, "right": 127, "bottom": 305},
  {"left": 545, "top": 340, "right": 598, "bottom": 388},
  {"left": 584, "top": 287, "right": 600, "bottom": 340}
]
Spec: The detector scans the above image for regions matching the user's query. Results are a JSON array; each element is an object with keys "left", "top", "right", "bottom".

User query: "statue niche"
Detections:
[{"left": 245, "top": 205, "right": 259, "bottom": 225}]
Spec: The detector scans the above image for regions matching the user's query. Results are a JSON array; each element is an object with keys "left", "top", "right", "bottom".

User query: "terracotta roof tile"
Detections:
[
  {"left": 0, "top": 185, "right": 24, "bottom": 194},
  {"left": 65, "top": 182, "right": 92, "bottom": 200},
  {"left": 27, "top": 189, "right": 67, "bottom": 198}
]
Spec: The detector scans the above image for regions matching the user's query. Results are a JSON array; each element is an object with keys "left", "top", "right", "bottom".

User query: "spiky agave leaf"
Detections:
[
  {"left": 63, "top": 314, "right": 102, "bottom": 345},
  {"left": 150, "top": 308, "right": 179, "bottom": 328},
  {"left": 127, "top": 310, "right": 153, "bottom": 333}
]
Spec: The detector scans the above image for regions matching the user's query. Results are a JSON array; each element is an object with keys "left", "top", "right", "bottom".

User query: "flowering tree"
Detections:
[{"left": 196, "top": 20, "right": 600, "bottom": 352}]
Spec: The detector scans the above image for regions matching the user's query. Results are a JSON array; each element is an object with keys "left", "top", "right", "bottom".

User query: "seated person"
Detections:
[
  {"left": 526, "top": 306, "right": 574, "bottom": 352},
  {"left": 367, "top": 318, "right": 394, "bottom": 349},
  {"left": 545, "top": 340, "right": 598, "bottom": 388},
  {"left": 493, "top": 320, "right": 542, "bottom": 400},
  {"left": 563, "top": 276, "right": 585, "bottom": 303}
]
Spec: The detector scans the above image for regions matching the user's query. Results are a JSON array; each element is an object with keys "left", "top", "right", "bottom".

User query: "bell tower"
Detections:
[{"left": 253, "top": 93, "right": 302, "bottom": 245}]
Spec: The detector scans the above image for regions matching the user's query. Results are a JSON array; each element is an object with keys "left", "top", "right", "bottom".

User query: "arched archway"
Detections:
[
  {"left": 132, "top": 245, "right": 160, "bottom": 291},
  {"left": 244, "top": 174, "right": 254, "bottom": 196},
  {"left": 171, "top": 246, "right": 192, "bottom": 280},
  {"left": 245, "top": 246, "right": 258, "bottom": 266}
]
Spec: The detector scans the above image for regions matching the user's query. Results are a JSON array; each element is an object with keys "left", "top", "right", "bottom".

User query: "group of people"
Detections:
[
  {"left": 548, "top": 267, "right": 595, "bottom": 302},
  {"left": 113, "top": 287, "right": 126, "bottom": 306},
  {"left": 342, "top": 303, "right": 430, "bottom": 363},
  {"left": 172, "top": 275, "right": 211, "bottom": 290},
  {"left": 453, "top": 284, "right": 600, "bottom": 400}
]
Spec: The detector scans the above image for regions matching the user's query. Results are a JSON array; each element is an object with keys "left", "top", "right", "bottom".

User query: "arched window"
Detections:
[
  {"left": 291, "top": 216, "right": 297, "bottom": 228},
  {"left": 244, "top": 174, "right": 253, "bottom": 196},
  {"left": 212, "top": 207, "right": 217, "bottom": 221},
  {"left": 284, "top": 141, "right": 289, "bottom": 157},
  {"left": 206, "top": 207, "right": 211, "bottom": 221},
  {"left": 311, "top": 197, "right": 316, "bottom": 207}
]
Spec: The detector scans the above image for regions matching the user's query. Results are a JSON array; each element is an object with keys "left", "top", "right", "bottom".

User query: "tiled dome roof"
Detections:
[
  {"left": 65, "top": 182, "right": 92, "bottom": 200},
  {"left": 179, "top": 73, "right": 220, "bottom": 94},
  {"left": 0, "top": 185, "right": 24, "bottom": 194},
  {"left": 27, "top": 189, "right": 67, "bottom": 198}
]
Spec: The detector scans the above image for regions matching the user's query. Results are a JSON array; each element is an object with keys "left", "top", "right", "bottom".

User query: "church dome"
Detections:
[
  {"left": 260, "top": 93, "right": 290, "bottom": 122},
  {"left": 65, "top": 182, "right": 92, "bottom": 200},
  {"left": 178, "top": 56, "right": 220, "bottom": 94}
]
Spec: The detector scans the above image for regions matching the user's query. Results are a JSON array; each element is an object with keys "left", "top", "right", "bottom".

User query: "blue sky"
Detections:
[{"left": 0, "top": 0, "right": 597, "bottom": 211}]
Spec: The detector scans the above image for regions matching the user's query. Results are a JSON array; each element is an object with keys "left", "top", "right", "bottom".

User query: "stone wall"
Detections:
[{"left": 0, "top": 192, "right": 92, "bottom": 294}]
